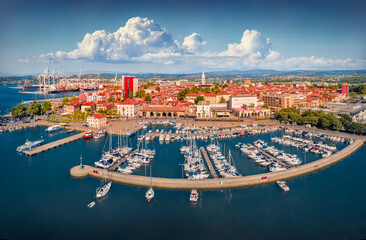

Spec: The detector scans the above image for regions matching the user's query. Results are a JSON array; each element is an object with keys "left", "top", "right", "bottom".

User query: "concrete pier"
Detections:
[
  {"left": 70, "top": 139, "right": 364, "bottom": 190},
  {"left": 200, "top": 147, "right": 218, "bottom": 178},
  {"left": 23, "top": 132, "right": 84, "bottom": 156}
]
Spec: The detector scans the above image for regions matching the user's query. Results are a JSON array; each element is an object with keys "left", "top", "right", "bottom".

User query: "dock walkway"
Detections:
[
  {"left": 110, "top": 149, "right": 139, "bottom": 171},
  {"left": 200, "top": 147, "right": 218, "bottom": 178},
  {"left": 23, "top": 132, "right": 84, "bottom": 156}
]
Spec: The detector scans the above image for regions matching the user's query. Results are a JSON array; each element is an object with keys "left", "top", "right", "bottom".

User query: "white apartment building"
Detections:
[
  {"left": 229, "top": 95, "right": 258, "bottom": 109},
  {"left": 196, "top": 101, "right": 211, "bottom": 118}
]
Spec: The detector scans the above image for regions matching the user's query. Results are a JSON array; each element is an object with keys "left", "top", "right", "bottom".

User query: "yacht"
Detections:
[
  {"left": 145, "top": 187, "right": 155, "bottom": 202},
  {"left": 96, "top": 181, "right": 111, "bottom": 198},
  {"left": 276, "top": 181, "right": 290, "bottom": 192},
  {"left": 94, "top": 129, "right": 106, "bottom": 139},
  {"left": 190, "top": 189, "right": 199, "bottom": 202},
  {"left": 16, "top": 139, "right": 45, "bottom": 152},
  {"left": 45, "top": 125, "right": 63, "bottom": 133}
]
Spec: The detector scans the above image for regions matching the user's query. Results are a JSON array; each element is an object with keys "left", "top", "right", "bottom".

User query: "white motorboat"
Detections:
[
  {"left": 276, "top": 181, "right": 290, "bottom": 192},
  {"left": 190, "top": 189, "right": 199, "bottom": 202},
  {"left": 87, "top": 201, "right": 95, "bottom": 208},
  {"left": 45, "top": 125, "right": 63, "bottom": 133}
]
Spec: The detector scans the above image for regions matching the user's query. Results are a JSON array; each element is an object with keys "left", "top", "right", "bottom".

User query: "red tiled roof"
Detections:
[{"left": 90, "top": 113, "right": 106, "bottom": 119}]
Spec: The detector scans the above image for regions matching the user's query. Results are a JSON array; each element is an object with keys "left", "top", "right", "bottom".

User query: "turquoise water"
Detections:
[
  {"left": 0, "top": 86, "right": 365, "bottom": 239},
  {"left": 0, "top": 125, "right": 365, "bottom": 239}
]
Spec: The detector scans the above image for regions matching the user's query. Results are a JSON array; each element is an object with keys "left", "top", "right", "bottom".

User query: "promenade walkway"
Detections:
[{"left": 70, "top": 139, "right": 364, "bottom": 190}]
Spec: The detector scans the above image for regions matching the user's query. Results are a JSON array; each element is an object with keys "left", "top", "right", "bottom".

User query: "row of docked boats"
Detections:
[
  {"left": 284, "top": 128, "right": 353, "bottom": 144},
  {"left": 254, "top": 140, "right": 302, "bottom": 166},
  {"left": 180, "top": 140, "right": 210, "bottom": 179},
  {"left": 206, "top": 143, "right": 241, "bottom": 178},
  {"left": 117, "top": 148, "right": 156, "bottom": 174},
  {"left": 271, "top": 135, "right": 335, "bottom": 158},
  {"left": 83, "top": 129, "right": 107, "bottom": 139}
]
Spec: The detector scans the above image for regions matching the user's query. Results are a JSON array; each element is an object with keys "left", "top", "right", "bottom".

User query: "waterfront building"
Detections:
[
  {"left": 232, "top": 107, "right": 271, "bottom": 118},
  {"left": 196, "top": 101, "right": 211, "bottom": 118},
  {"left": 263, "top": 94, "right": 293, "bottom": 109},
  {"left": 115, "top": 99, "right": 140, "bottom": 117},
  {"left": 229, "top": 95, "right": 258, "bottom": 109},
  {"left": 87, "top": 113, "right": 107, "bottom": 128}
]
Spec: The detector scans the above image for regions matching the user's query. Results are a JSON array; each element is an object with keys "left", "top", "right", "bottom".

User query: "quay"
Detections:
[
  {"left": 70, "top": 139, "right": 364, "bottom": 190},
  {"left": 23, "top": 132, "right": 84, "bottom": 156},
  {"left": 247, "top": 143, "right": 290, "bottom": 168},
  {"left": 110, "top": 149, "right": 139, "bottom": 171},
  {"left": 200, "top": 147, "right": 218, "bottom": 178}
]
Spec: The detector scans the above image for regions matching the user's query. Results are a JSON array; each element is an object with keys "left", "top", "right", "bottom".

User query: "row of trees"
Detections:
[
  {"left": 177, "top": 86, "right": 223, "bottom": 100},
  {"left": 11, "top": 101, "right": 52, "bottom": 117},
  {"left": 349, "top": 84, "right": 366, "bottom": 94},
  {"left": 274, "top": 108, "right": 366, "bottom": 134}
]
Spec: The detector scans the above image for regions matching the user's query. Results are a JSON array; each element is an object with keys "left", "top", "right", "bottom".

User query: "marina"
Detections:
[{"left": 200, "top": 147, "right": 218, "bottom": 178}]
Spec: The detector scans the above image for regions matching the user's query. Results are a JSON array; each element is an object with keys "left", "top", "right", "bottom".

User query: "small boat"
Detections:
[
  {"left": 276, "top": 181, "right": 290, "bottom": 192},
  {"left": 45, "top": 125, "right": 63, "bottom": 133},
  {"left": 145, "top": 187, "right": 154, "bottom": 202},
  {"left": 96, "top": 181, "right": 111, "bottom": 198},
  {"left": 94, "top": 129, "right": 106, "bottom": 139},
  {"left": 16, "top": 139, "right": 45, "bottom": 152},
  {"left": 83, "top": 131, "right": 94, "bottom": 139},
  {"left": 145, "top": 166, "right": 154, "bottom": 202},
  {"left": 87, "top": 201, "right": 95, "bottom": 208},
  {"left": 190, "top": 189, "right": 199, "bottom": 203}
]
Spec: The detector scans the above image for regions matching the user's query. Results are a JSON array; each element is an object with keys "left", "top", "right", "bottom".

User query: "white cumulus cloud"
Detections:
[{"left": 27, "top": 17, "right": 366, "bottom": 71}]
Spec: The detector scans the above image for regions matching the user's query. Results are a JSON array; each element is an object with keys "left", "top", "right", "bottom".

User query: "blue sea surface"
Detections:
[{"left": 0, "top": 86, "right": 365, "bottom": 239}]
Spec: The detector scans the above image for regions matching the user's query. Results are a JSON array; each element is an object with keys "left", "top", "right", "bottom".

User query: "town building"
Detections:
[
  {"left": 81, "top": 102, "right": 96, "bottom": 113},
  {"left": 341, "top": 83, "right": 349, "bottom": 94},
  {"left": 122, "top": 76, "right": 138, "bottom": 98},
  {"left": 64, "top": 102, "right": 81, "bottom": 114},
  {"left": 115, "top": 99, "right": 140, "bottom": 117},
  {"left": 87, "top": 113, "right": 107, "bottom": 128},
  {"left": 263, "top": 94, "right": 293, "bottom": 108},
  {"left": 229, "top": 95, "right": 258, "bottom": 109}
]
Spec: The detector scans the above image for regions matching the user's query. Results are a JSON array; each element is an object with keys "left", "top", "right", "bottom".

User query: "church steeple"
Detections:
[{"left": 201, "top": 72, "right": 206, "bottom": 85}]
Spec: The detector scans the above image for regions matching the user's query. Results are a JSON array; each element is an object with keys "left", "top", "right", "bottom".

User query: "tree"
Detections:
[
  {"left": 71, "top": 96, "right": 78, "bottom": 101},
  {"left": 219, "top": 97, "right": 227, "bottom": 103},
  {"left": 145, "top": 95, "right": 152, "bottom": 102},
  {"left": 262, "top": 104, "right": 269, "bottom": 109},
  {"left": 223, "top": 83, "right": 228, "bottom": 88},
  {"left": 156, "top": 86, "right": 161, "bottom": 92},
  {"left": 62, "top": 97, "right": 71, "bottom": 105},
  {"left": 194, "top": 96, "right": 205, "bottom": 104},
  {"left": 84, "top": 108, "right": 92, "bottom": 116},
  {"left": 11, "top": 103, "right": 27, "bottom": 117},
  {"left": 135, "top": 90, "right": 146, "bottom": 98},
  {"left": 108, "top": 97, "right": 113, "bottom": 102},
  {"left": 128, "top": 90, "right": 133, "bottom": 99},
  {"left": 41, "top": 101, "right": 52, "bottom": 113},
  {"left": 26, "top": 101, "right": 41, "bottom": 115}
]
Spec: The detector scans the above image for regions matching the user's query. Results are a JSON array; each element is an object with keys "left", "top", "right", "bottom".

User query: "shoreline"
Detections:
[{"left": 70, "top": 139, "right": 364, "bottom": 190}]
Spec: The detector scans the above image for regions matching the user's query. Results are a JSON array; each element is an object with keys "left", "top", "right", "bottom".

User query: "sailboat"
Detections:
[
  {"left": 145, "top": 165, "right": 154, "bottom": 202},
  {"left": 96, "top": 171, "right": 112, "bottom": 199}
]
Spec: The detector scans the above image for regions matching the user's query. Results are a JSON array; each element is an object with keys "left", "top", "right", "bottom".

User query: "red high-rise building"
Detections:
[
  {"left": 341, "top": 83, "right": 349, "bottom": 94},
  {"left": 123, "top": 76, "right": 138, "bottom": 99}
]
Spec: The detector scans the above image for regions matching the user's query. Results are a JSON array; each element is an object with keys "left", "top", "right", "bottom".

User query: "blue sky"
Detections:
[{"left": 0, "top": 0, "right": 365, "bottom": 75}]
